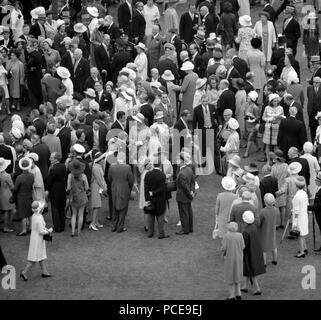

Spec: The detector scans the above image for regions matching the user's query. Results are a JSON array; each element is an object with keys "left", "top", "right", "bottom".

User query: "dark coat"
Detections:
[
  {"left": 60, "top": 51, "right": 74, "bottom": 82},
  {"left": 118, "top": 2, "right": 133, "bottom": 34},
  {"left": 170, "top": 35, "right": 183, "bottom": 59},
  {"left": 86, "top": 127, "right": 108, "bottom": 153},
  {"left": 26, "top": 50, "right": 43, "bottom": 99},
  {"left": 202, "top": 13, "right": 218, "bottom": 38},
  {"left": 270, "top": 47, "right": 285, "bottom": 68},
  {"left": 57, "top": 126, "right": 71, "bottom": 163},
  {"left": 307, "top": 85, "right": 321, "bottom": 117},
  {"left": 242, "top": 224, "right": 266, "bottom": 277},
  {"left": 192, "top": 52, "right": 205, "bottom": 77},
  {"left": 233, "top": 56, "right": 249, "bottom": 79},
  {"left": 131, "top": 9, "right": 146, "bottom": 43},
  {"left": 96, "top": 90, "right": 113, "bottom": 113},
  {"left": 158, "top": 58, "right": 179, "bottom": 80},
  {"left": 32, "top": 118, "right": 46, "bottom": 138},
  {"left": 244, "top": 80, "right": 254, "bottom": 94},
  {"left": 193, "top": 104, "right": 218, "bottom": 130},
  {"left": 31, "top": 143, "right": 51, "bottom": 180},
  {"left": 30, "top": 22, "right": 47, "bottom": 39},
  {"left": 263, "top": 4, "right": 276, "bottom": 23},
  {"left": 259, "top": 175, "right": 278, "bottom": 206},
  {"left": 179, "top": 11, "right": 199, "bottom": 44},
  {"left": 46, "top": 163, "right": 67, "bottom": 210},
  {"left": 111, "top": 50, "right": 131, "bottom": 83},
  {"left": 176, "top": 165, "right": 195, "bottom": 203},
  {"left": 217, "top": 89, "right": 236, "bottom": 118},
  {"left": 283, "top": 18, "right": 301, "bottom": 53},
  {"left": 144, "top": 168, "right": 167, "bottom": 216},
  {"left": 41, "top": 75, "right": 66, "bottom": 109},
  {"left": 108, "top": 163, "right": 134, "bottom": 210},
  {"left": 140, "top": 103, "right": 154, "bottom": 127},
  {"left": 111, "top": 120, "right": 125, "bottom": 131},
  {"left": 289, "top": 156, "right": 311, "bottom": 186},
  {"left": 74, "top": 58, "right": 90, "bottom": 94},
  {"left": 308, "top": 188, "right": 321, "bottom": 232},
  {"left": 277, "top": 116, "right": 306, "bottom": 156},
  {"left": 0, "top": 144, "right": 14, "bottom": 174},
  {"left": 94, "top": 44, "right": 114, "bottom": 79}
]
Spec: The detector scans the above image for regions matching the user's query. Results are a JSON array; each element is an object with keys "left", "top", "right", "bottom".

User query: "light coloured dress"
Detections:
[
  {"left": 134, "top": 52, "right": 148, "bottom": 81},
  {"left": 143, "top": 4, "right": 160, "bottom": 37},
  {"left": 271, "top": 162, "right": 288, "bottom": 207},
  {"left": 0, "top": 171, "right": 15, "bottom": 211},
  {"left": 29, "top": 165, "right": 45, "bottom": 201},
  {"left": 246, "top": 48, "right": 266, "bottom": 90},
  {"left": 292, "top": 189, "right": 309, "bottom": 236},
  {"left": 221, "top": 131, "right": 240, "bottom": 160},
  {"left": 90, "top": 163, "right": 107, "bottom": 209},
  {"left": 27, "top": 213, "right": 48, "bottom": 262},
  {"left": 300, "top": 153, "right": 320, "bottom": 199},
  {"left": 237, "top": 0, "right": 250, "bottom": 16},
  {"left": 235, "top": 27, "right": 255, "bottom": 60},
  {"left": 164, "top": 7, "right": 179, "bottom": 32},
  {"left": 262, "top": 105, "right": 284, "bottom": 146},
  {"left": 6, "top": 59, "right": 24, "bottom": 98},
  {"left": 207, "top": 88, "right": 220, "bottom": 107},
  {"left": 215, "top": 191, "right": 238, "bottom": 238},
  {"left": 235, "top": 89, "right": 247, "bottom": 136}
]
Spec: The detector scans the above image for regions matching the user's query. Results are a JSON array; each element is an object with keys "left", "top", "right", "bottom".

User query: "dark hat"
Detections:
[
  {"left": 73, "top": 92, "right": 84, "bottom": 102},
  {"left": 244, "top": 163, "right": 259, "bottom": 173},
  {"left": 68, "top": 159, "right": 85, "bottom": 176},
  {"left": 251, "top": 37, "right": 262, "bottom": 49}
]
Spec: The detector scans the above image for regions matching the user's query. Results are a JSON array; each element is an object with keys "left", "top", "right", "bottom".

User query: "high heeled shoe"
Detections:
[
  {"left": 89, "top": 224, "right": 98, "bottom": 231},
  {"left": 20, "top": 273, "right": 28, "bottom": 281},
  {"left": 294, "top": 253, "right": 305, "bottom": 258}
]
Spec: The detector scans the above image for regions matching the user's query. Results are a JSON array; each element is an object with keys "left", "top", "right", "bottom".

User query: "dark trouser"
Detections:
[
  {"left": 199, "top": 128, "right": 220, "bottom": 173},
  {"left": 310, "top": 116, "right": 318, "bottom": 142},
  {"left": 177, "top": 201, "right": 193, "bottom": 233},
  {"left": 108, "top": 194, "right": 113, "bottom": 219},
  {"left": 112, "top": 206, "right": 128, "bottom": 232},
  {"left": 28, "top": 89, "right": 41, "bottom": 109},
  {"left": 51, "top": 204, "right": 65, "bottom": 232},
  {"left": 0, "top": 246, "right": 6, "bottom": 269},
  {"left": 146, "top": 213, "right": 165, "bottom": 238},
  {"left": 315, "top": 210, "right": 321, "bottom": 234}
]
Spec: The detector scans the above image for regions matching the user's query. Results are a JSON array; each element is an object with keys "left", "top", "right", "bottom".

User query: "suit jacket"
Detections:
[
  {"left": 118, "top": 2, "right": 132, "bottom": 34},
  {"left": 84, "top": 75, "right": 102, "bottom": 90},
  {"left": 32, "top": 118, "right": 46, "bottom": 138},
  {"left": 263, "top": 4, "right": 276, "bottom": 23},
  {"left": 74, "top": 58, "right": 90, "bottom": 93},
  {"left": 111, "top": 120, "right": 125, "bottom": 131},
  {"left": 283, "top": 18, "right": 301, "bottom": 50},
  {"left": 0, "top": 144, "right": 14, "bottom": 174},
  {"left": 203, "top": 14, "right": 218, "bottom": 38},
  {"left": 108, "top": 163, "right": 134, "bottom": 210},
  {"left": 244, "top": 81, "right": 254, "bottom": 94},
  {"left": 179, "top": 11, "right": 199, "bottom": 44},
  {"left": 307, "top": 85, "right": 321, "bottom": 117},
  {"left": 217, "top": 89, "right": 236, "bottom": 118},
  {"left": 193, "top": 104, "right": 218, "bottom": 130},
  {"left": 57, "top": 126, "right": 71, "bottom": 163},
  {"left": 144, "top": 168, "right": 167, "bottom": 216},
  {"left": 158, "top": 58, "right": 179, "bottom": 80},
  {"left": 30, "top": 22, "right": 47, "bottom": 39},
  {"left": 41, "top": 76, "right": 66, "bottom": 109},
  {"left": 309, "top": 188, "right": 321, "bottom": 224},
  {"left": 259, "top": 175, "right": 278, "bottom": 205},
  {"left": 60, "top": 51, "right": 74, "bottom": 82},
  {"left": 176, "top": 165, "right": 195, "bottom": 203},
  {"left": 309, "top": 67, "right": 321, "bottom": 85},
  {"left": 94, "top": 44, "right": 114, "bottom": 78},
  {"left": 233, "top": 56, "right": 249, "bottom": 79},
  {"left": 96, "top": 90, "right": 113, "bottom": 112},
  {"left": 111, "top": 51, "right": 132, "bottom": 82},
  {"left": 147, "top": 34, "right": 165, "bottom": 70},
  {"left": 140, "top": 103, "right": 154, "bottom": 127},
  {"left": 289, "top": 156, "right": 310, "bottom": 186},
  {"left": 270, "top": 47, "right": 285, "bottom": 68},
  {"left": 192, "top": 52, "right": 205, "bottom": 77},
  {"left": 86, "top": 128, "right": 108, "bottom": 153},
  {"left": 170, "top": 35, "right": 183, "bottom": 58},
  {"left": 31, "top": 143, "right": 51, "bottom": 180},
  {"left": 131, "top": 9, "right": 146, "bottom": 43}
]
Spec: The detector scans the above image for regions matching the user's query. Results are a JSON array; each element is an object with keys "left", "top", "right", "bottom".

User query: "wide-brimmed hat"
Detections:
[
  {"left": 228, "top": 155, "right": 241, "bottom": 168},
  {"left": 315, "top": 172, "right": 321, "bottom": 183},
  {"left": 162, "top": 70, "right": 175, "bottom": 81},
  {"left": 244, "top": 163, "right": 259, "bottom": 173},
  {"left": 195, "top": 78, "right": 207, "bottom": 90},
  {"left": 259, "top": 10, "right": 270, "bottom": 19},
  {"left": 295, "top": 176, "right": 306, "bottom": 188},
  {"left": 239, "top": 15, "right": 252, "bottom": 27},
  {"left": 133, "top": 113, "right": 145, "bottom": 124},
  {"left": 243, "top": 210, "right": 255, "bottom": 224},
  {"left": 84, "top": 88, "right": 96, "bottom": 98},
  {"left": 243, "top": 172, "right": 255, "bottom": 184},
  {"left": 181, "top": 61, "right": 194, "bottom": 71},
  {"left": 287, "top": 162, "right": 302, "bottom": 175},
  {"left": 269, "top": 93, "right": 280, "bottom": 102},
  {"left": 164, "top": 43, "right": 175, "bottom": 51},
  {"left": 57, "top": 66, "right": 70, "bottom": 79},
  {"left": 315, "top": 111, "right": 321, "bottom": 120},
  {"left": 19, "top": 157, "right": 32, "bottom": 171},
  {"left": 14, "top": 38, "right": 26, "bottom": 46},
  {"left": 68, "top": 159, "right": 85, "bottom": 175},
  {"left": 0, "top": 157, "right": 10, "bottom": 172},
  {"left": 228, "top": 118, "right": 239, "bottom": 130},
  {"left": 74, "top": 23, "right": 87, "bottom": 34},
  {"left": 28, "top": 152, "right": 39, "bottom": 162},
  {"left": 135, "top": 42, "right": 146, "bottom": 51},
  {"left": 87, "top": 6, "right": 99, "bottom": 17},
  {"left": 154, "top": 111, "right": 164, "bottom": 120},
  {"left": 73, "top": 143, "right": 86, "bottom": 154},
  {"left": 221, "top": 176, "right": 236, "bottom": 191}
]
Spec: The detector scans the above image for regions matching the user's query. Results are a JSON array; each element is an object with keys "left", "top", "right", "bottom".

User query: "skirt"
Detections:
[{"left": 263, "top": 123, "right": 279, "bottom": 146}]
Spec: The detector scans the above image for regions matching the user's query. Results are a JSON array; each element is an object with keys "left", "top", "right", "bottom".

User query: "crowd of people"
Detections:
[{"left": 0, "top": 0, "right": 321, "bottom": 299}]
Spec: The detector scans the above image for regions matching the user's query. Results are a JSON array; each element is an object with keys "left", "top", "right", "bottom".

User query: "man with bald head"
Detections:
[
  {"left": 73, "top": 48, "right": 90, "bottom": 94},
  {"left": 307, "top": 76, "right": 321, "bottom": 141}
]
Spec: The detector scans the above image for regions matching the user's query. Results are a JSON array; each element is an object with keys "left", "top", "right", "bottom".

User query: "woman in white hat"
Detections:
[
  {"left": 193, "top": 78, "right": 207, "bottom": 109},
  {"left": 292, "top": 176, "right": 309, "bottom": 258},
  {"left": 20, "top": 200, "right": 53, "bottom": 281},
  {"left": 243, "top": 90, "right": 260, "bottom": 158},
  {"left": 13, "top": 157, "right": 35, "bottom": 236},
  {"left": 42, "top": 38, "right": 61, "bottom": 73},
  {"left": 162, "top": 70, "right": 181, "bottom": 117},
  {"left": 134, "top": 43, "right": 148, "bottom": 81},
  {"left": 0, "top": 158, "right": 15, "bottom": 233},
  {"left": 226, "top": 155, "right": 244, "bottom": 185},
  {"left": 301, "top": 141, "right": 320, "bottom": 200},
  {"left": 262, "top": 93, "right": 284, "bottom": 165},
  {"left": 27, "top": 153, "right": 45, "bottom": 202},
  {"left": 57, "top": 66, "right": 73, "bottom": 97},
  {"left": 235, "top": 15, "right": 255, "bottom": 60},
  {"left": 113, "top": 88, "right": 133, "bottom": 122},
  {"left": 220, "top": 118, "right": 240, "bottom": 162},
  {"left": 215, "top": 177, "right": 238, "bottom": 238},
  {"left": 286, "top": 70, "right": 304, "bottom": 107}
]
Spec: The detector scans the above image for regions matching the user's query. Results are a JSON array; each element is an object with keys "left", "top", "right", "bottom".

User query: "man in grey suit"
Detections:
[
  {"left": 108, "top": 152, "right": 134, "bottom": 233},
  {"left": 147, "top": 25, "right": 165, "bottom": 73},
  {"left": 176, "top": 151, "right": 195, "bottom": 235}
]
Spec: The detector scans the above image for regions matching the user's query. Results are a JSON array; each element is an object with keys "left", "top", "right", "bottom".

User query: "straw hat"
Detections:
[
  {"left": 221, "top": 176, "right": 236, "bottom": 191},
  {"left": 74, "top": 23, "right": 87, "bottom": 34},
  {"left": 195, "top": 78, "right": 207, "bottom": 90},
  {"left": 56, "top": 19, "right": 65, "bottom": 29},
  {"left": 0, "top": 157, "right": 10, "bottom": 172},
  {"left": 135, "top": 42, "right": 146, "bottom": 51},
  {"left": 19, "top": 157, "right": 32, "bottom": 171},
  {"left": 28, "top": 153, "right": 39, "bottom": 162},
  {"left": 239, "top": 15, "right": 252, "bottom": 27},
  {"left": 57, "top": 66, "right": 71, "bottom": 79},
  {"left": 227, "top": 118, "right": 239, "bottom": 130},
  {"left": 87, "top": 6, "right": 99, "bottom": 18},
  {"left": 68, "top": 159, "right": 85, "bottom": 175},
  {"left": 243, "top": 172, "right": 255, "bottom": 184},
  {"left": 132, "top": 113, "right": 145, "bottom": 124},
  {"left": 162, "top": 70, "right": 175, "bottom": 81},
  {"left": 287, "top": 162, "right": 302, "bottom": 175},
  {"left": 244, "top": 163, "right": 259, "bottom": 173},
  {"left": 228, "top": 155, "right": 241, "bottom": 168},
  {"left": 242, "top": 210, "right": 255, "bottom": 224},
  {"left": 295, "top": 176, "right": 306, "bottom": 188},
  {"left": 181, "top": 61, "right": 194, "bottom": 71},
  {"left": 84, "top": 88, "right": 96, "bottom": 98},
  {"left": 154, "top": 111, "right": 164, "bottom": 120},
  {"left": 73, "top": 143, "right": 86, "bottom": 154}
]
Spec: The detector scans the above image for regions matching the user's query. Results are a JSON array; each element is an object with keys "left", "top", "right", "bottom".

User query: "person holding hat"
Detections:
[
  {"left": 235, "top": 15, "right": 255, "bottom": 61},
  {"left": 20, "top": 200, "right": 53, "bottom": 281},
  {"left": 215, "top": 177, "right": 238, "bottom": 238},
  {"left": 241, "top": 210, "right": 266, "bottom": 295},
  {"left": 13, "top": 157, "right": 35, "bottom": 236},
  {"left": 134, "top": 42, "right": 148, "bottom": 80}
]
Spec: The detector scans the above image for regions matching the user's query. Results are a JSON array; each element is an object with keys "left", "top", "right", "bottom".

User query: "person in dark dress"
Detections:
[
  {"left": 13, "top": 157, "right": 34, "bottom": 236},
  {"left": 241, "top": 210, "right": 266, "bottom": 295}
]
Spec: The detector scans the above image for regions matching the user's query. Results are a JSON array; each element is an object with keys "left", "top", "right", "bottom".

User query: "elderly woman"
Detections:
[
  {"left": 143, "top": 0, "right": 160, "bottom": 38},
  {"left": 262, "top": 93, "right": 284, "bottom": 165},
  {"left": 193, "top": 78, "right": 207, "bottom": 108},
  {"left": 235, "top": 15, "right": 255, "bottom": 60},
  {"left": 42, "top": 39, "right": 61, "bottom": 73},
  {"left": 134, "top": 43, "right": 148, "bottom": 81},
  {"left": 220, "top": 118, "right": 240, "bottom": 162},
  {"left": 292, "top": 176, "right": 309, "bottom": 258},
  {"left": 215, "top": 177, "right": 238, "bottom": 238},
  {"left": 221, "top": 222, "right": 245, "bottom": 300},
  {"left": 259, "top": 193, "right": 278, "bottom": 266},
  {"left": 28, "top": 153, "right": 45, "bottom": 201},
  {"left": 241, "top": 210, "right": 266, "bottom": 295},
  {"left": 20, "top": 201, "right": 53, "bottom": 281},
  {"left": 280, "top": 53, "right": 298, "bottom": 84}
]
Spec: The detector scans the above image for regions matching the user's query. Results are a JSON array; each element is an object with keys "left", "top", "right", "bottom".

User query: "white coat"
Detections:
[
  {"left": 292, "top": 189, "right": 309, "bottom": 236},
  {"left": 134, "top": 52, "right": 148, "bottom": 81}
]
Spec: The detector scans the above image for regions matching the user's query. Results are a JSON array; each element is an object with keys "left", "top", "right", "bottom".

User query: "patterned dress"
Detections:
[
  {"left": 262, "top": 105, "right": 284, "bottom": 146},
  {"left": 236, "top": 27, "right": 255, "bottom": 60},
  {"left": 271, "top": 162, "right": 288, "bottom": 208}
]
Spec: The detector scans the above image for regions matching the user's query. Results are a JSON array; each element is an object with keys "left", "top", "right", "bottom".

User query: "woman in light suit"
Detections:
[{"left": 253, "top": 11, "right": 277, "bottom": 65}]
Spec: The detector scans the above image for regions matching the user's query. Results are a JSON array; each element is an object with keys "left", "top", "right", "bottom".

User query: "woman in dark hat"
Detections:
[{"left": 67, "top": 159, "right": 89, "bottom": 237}]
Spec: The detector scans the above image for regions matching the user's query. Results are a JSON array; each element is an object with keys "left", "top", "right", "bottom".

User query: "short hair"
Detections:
[
  {"left": 31, "top": 134, "right": 40, "bottom": 143},
  {"left": 56, "top": 116, "right": 66, "bottom": 127},
  {"left": 264, "top": 83, "right": 274, "bottom": 93},
  {"left": 220, "top": 79, "right": 229, "bottom": 87},
  {"left": 135, "top": 1, "right": 143, "bottom": 8},
  {"left": 223, "top": 109, "right": 233, "bottom": 116},
  {"left": 51, "top": 152, "right": 62, "bottom": 161},
  {"left": 71, "top": 119, "right": 80, "bottom": 130},
  {"left": 46, "top": 122, "right": 56, "bottom": 134},
  {"left": 30, "top": 108, "right": 40, "bottom": 118},
  {"left": 74, "top": 48, "right": 82, "bottom": 56},
  {"left": 117, "top": 111, "right": 126, "bottom": 120},
  {"left": 227, "top": 222, "right": 238, "bottom": 232}
]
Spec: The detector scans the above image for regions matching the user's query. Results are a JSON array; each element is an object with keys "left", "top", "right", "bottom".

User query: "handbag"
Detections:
[
  {"left": 290, "top": 224, "right": 300, "bottom": 237},
  {"left": 43, "top": 233, "right": 53, "bottom": 242},
  {"left": 143, "top": 204, "right": 154, "bottom": 214},
  {"left": 166, "top": 180, "right": 177, "bottom": 193}
]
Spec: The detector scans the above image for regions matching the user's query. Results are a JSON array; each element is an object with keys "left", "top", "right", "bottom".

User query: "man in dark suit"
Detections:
[
  {"left": 0, "top": 135, "right": 14, "bottom": 174},
  {"left": 189, "top": 43, "right": 205, "bottom": 77},
  {"left": 199, "top": 6, "right": 218, "bottom": 38},
  {"left": 179, "top": 4, "right": 199, "bottom": 44},
  {"left": 193, "top": 94, "right": 220, "bottom": 172},
  {"left": 259, "top": 167, "right": 278, "bottom": 206},
  {"left": 263, "top": 0, "right": 276, "bottom": 24},
  {"left": 226, "top": 48, "right": 249, "bottom": 80},
  {"left": 111, "top": 111, "right": 126, "bottom": 131},
  {"left": 108, "top": 152, "right": 134, "bottom": 233},
  {"left": 169, "top": 29, "right": 183, "bottom": 62},
  {"left": 30, "top": 109, "right": 46, "bottom": 138},
  {"left": 31, "top": 134, "right": 51, "bottom": 181},
  {"left": 139, "top": 91, "right": 155, "bottom": 127},
  {"left": 86, "top": 120, "right": 108, "bottom": 153},
  {"left": 95, "top": 81, "right": 113, "bottom": 113},
  {"left": 174, "top": 109, "right": 191, "bottom": 147},
  {"left": 29, "top": 13, "right": 47, "bottom": 39},
  {"left": 202, "top": 39, "right": 215, "bottom": 67},
  {"left": 144, "top": 159, "right": 170, "bottom": 239},
  {"left": 282, "top": 5, "right": 301, "bottom": 56},
  {"left": 277, "top": 107, "right": 306, "bottom": 157},
  {"left": 284, "top": 94, "right": 305, "bottom": 124},
  {"left": 60, "top": 46, "right": 75, "bottom": 82},
  {"left": 99, "top": 15, "right": 121, "bottom": 48},
  {"left": 244, "top": 72, "right": 255, "bottom": 94},
  {"left": 176, "top": 151, "right": 195, "bottom": 235},
  {"left": 131, "top": 2, "right": 145, "bottom": 43},
  {"left": 111, "top": 44, "right": 132, "bottom": 83},
  {"left": 217, "top": 79, "right": 236, "bottom": 123},
  {"left": 117, "top": 0, "right": 133, "bottom": 35},
  {"left": 225, "top": 57, "right": 241, "bottom": 92},
  {"left": 46, "top": 152, "right": 67, "bottom": 232},
  {"left": 288, "top": 147, "right": 310, "bottom": 186},
  {"left": 309, "top": 56, "right": 321, "bottom": 84},
  {"left": 56, "top": 117, "right": 71, "bottom": 163},
  {"left": 271, "top": 35, "right": 286, "bottom": 74},
  {"left": 73, "top": 48, "right": 90, "bottom": 94},
  {"left": 307, "top": 77, "right": 321, "bottom": 141}
]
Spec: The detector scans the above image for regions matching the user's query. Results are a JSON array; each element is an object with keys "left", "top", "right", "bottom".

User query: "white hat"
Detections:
[
  {"left": 28, "top": 152, "right": 39, "bottom": 162},
  {"left": 228, "top": 155, "right": 241, "bottom": 168},
  {"left": 32, "top": 200, "right": 46, "bottom": 214},
  {"left": 56, "top": 19, "right": 65, "bottom": 29},
  {"left": 0, "top": 157, "right": 10, "bottom": 172},
  {"left": 150, "top": 81, "right": 162, "bottom": 89},
  {"left": 132, "top": 113, "right": 145, "bottom": 124},
  {"left": 208, "top": 32, "right": 216, "bottom": 40},
  {"left": 135, "top": 42, "right": 146, "bottom": 51},
  {"left": 315, "top": 111, "right": 321, "bottom": 120},
  {"left": 126, "top": 62, "right": 137, "bottom": 70},
  {"left": 121, "top": 91, "right": 132, "bottom": 101},
  {"left": 84, "top": 88, "right": 96, "bottom": 98},
  {"left": 73, "top": 143, "right": 86, "bottom": 154},
  {"left": 227, "top": 118, "right": 239, "bottom": 130},
  {"left": 87, "top": 6, "right": 99, "bottom": 18},
  {"left": 248, "top": 90, "right": 258, "bottom": 102},
  {"left": 287, "top": 70, "right": 299, "bottom": 84},
  {"left": 287, "top": 162, "right": 302, "bottom": 175},
  {"left": 221, "top": 176, "right": 236, "bottom": 191},
  {"left": 10, "top": 127, "right": 23, "bottom": 140},
  {"left": 195, "top": 78, "right": 207, "bottom": 90},
  {"left": 57, "top": 66, "right": 71, "bottom": 79},
  {"left": 303, "top": 141, "right": 314, "bottom": 153},
  {"left": 308, "top": 12, "right": 317, "bottom": 19},
  {"left": 126, "top": 88, "right": 135, "bottom": 97},
  {"left": 74, "top": 23, "right": 87, "bottom": 34},
  {"left": 242, "top": 210, "right": 255, "bottom": 224},
  {"left": 243, "top": 172, "right": 255, "bottom": 184},
  {"left": 181, "top": 61, "right": 194, "bottom": 71},
  {"left": 313, "top": 76, "right": 321, "bottom": 83},
  {"left": 154, "top": 111, "right": 164, "bottom": 120},
  {"left": 268, "top": 93, "right": 280, "bottom": 102},
  {"left": 89, "top": 100, "right": 100, "bottom": 111},
  {"left": 43, "top": 38, "right": 53, "bottom": 47},
  {"left": 239, "top": 15, "right": 252, "bottom": 27},
  {"left": 60, "top": 36, "right": 72, "bottom": 45},
  {"left": 162, "top": 70, "right": 175, "bottom": 81},
  {"left": 19, "top": 157, "right": 32, "bottom": 171}
]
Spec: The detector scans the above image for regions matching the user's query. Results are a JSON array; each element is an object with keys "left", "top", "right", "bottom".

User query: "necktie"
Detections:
[
  {"left": 315, "top": 86, "right": 319, "bottom": 94},
  {"left": 74, "top": 59, "right": 79, "bottom": 72}
]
